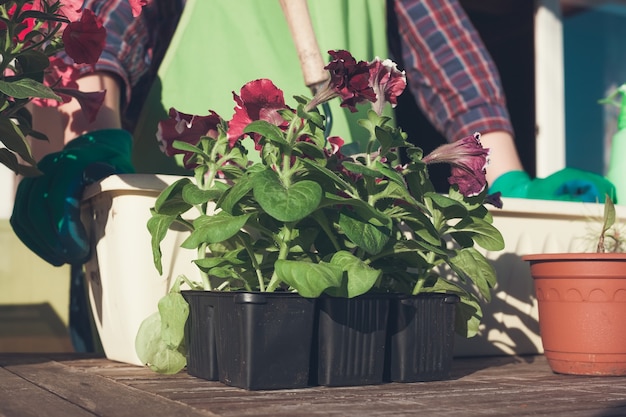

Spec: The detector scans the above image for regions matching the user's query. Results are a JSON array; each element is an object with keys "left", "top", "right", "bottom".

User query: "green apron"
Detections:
[{"left": 132, "top": 0, "right": 388, "bottom": 173}]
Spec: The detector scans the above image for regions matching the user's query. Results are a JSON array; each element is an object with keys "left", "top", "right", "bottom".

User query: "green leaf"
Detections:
[
  {"left": 452, "top": 216, "right": 505, "bottom": 251},
  {"left": 427, "top": 192, "right": 468, "bottom": 219},
  {"left": 135, "top": 311, "right": 187, "bottom": 374},
  {"left": 15, "top": 50, "right": 49, "bottom": 76},
  {"left": 341, "top": 161, "right": 381, "bottom": 179},
  {"left": 218, "top": 172, "right": 255, "bottom": 213},
  {"left": 373, "top": 161, "right": 406, "bottom": 187},
  {"left": 158, "top": 291, "right": 189, "bottom": 347},
  {"left": 602, "top": 193, "right": 616, "bottom": 235},
  {"left": 0, "top": 78, "right": 61, "bottom": 100},
  {"left": 147, "top": 213, "right": 177, "bottom": 275},
  {"left": 253, "top": 170, "right": 322, "bottom": 222},
  {"left": 275, "top": 259, "right": 344, "bottom": 297},
  {"left": 374, "top": 125, "right": 402, "bottom": 154},
  {"left": 338, "top": 208, "right": 391, "bottom": 255},
  {"left": 194, "top": 257, "right": 228, "bottom": 270},
  {"left": 244, "top": 120, "right": 288, "bottom": 146},
  {"left": 154, "top": 178, "right": 193, "bottom": 215},
  {"left": 182, "top": 181, "right": 224, "bottom": 205},
  {"left": 299, "top": 157, "right": 354, "bottom": 190},
  {"left": 401, "top": 211, "right": 442, "bottom": 247},
  {"left": 182, "top": 212, "right": 251, "bottom": 248},
  {"left": 0, "top": 148, "right": 40, "bottom": 176},
  {"left": 448, "top": 247, "right": 497, "bottom": 301},
  {"left": 326, "top": 251, "right": 382, "bottom": 298},
  {"left": 457, "top": 297, "right": 482, "bottom": 338},
  {"left": 0, "top": 117, "right": 36, "bottom": 165},
  {"left": 293, "top": 140, "right": 325, "bottom": 160}
]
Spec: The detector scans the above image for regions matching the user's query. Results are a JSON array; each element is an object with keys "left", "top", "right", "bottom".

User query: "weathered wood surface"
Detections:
[{"left": 1, "top": 354, "right": 625, "bottom": 417}]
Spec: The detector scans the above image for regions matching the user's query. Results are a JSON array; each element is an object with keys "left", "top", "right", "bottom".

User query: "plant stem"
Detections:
[
  {"left": 266, "top": 223, "right": 295, "bottom": 292},
  {"left": 240, "top": 234, "right": 265, "bottom": 292},
  {"left": 312, "top": 212, "right": 342, "bottom": 252},
  {"left": 412, "top": 252, "right": 436, "bottom": 295},
  {"left": 194, "top": 161, "right": 218, "bottom": 290},
  {"left": 197, "top": 242, "right": 212, "bottom": 290}
]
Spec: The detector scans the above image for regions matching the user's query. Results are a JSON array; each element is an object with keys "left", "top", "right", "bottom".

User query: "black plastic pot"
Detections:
[
  {"left": 314, "top": 294, "right": 390, "bottom": 386},
  {"left": 385, "top": 293, "right": 459, "bottom": 382},
  {"left": 215, "top": 292, "right": 316, "bottom": 390},
  {"left": 181, "top": 290, "right": 220, "bottom": 381}
]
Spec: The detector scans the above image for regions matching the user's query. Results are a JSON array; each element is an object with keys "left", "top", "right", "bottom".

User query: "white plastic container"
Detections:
[
  {"left": 81, "top": 174, "right": 626, "bottom": 363},
  {"left": 80, "top": 174, "right": 197, "bottom": 366}
]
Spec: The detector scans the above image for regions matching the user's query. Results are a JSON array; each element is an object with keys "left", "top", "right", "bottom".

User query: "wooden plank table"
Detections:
[{"left": 1, "top": 353, "right": 625, "bottom": 416}]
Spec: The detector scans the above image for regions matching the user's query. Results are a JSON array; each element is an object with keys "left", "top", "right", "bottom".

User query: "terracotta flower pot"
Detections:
[{"left": 523, "top": 253, "right": 626, "bottom": 376}]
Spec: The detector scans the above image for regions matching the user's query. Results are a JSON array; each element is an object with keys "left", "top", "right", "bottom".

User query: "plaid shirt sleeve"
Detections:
[{"left": 392, "top": 0, "right": 514, "bottom": 142}]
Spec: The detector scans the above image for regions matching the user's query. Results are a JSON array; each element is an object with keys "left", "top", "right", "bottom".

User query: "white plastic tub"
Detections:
[
  {"left": 80, "top": 174, "right": 197, "bottom": 366},
  {"left": 81, "top": 174, "right": 626, "bottom": 363}
]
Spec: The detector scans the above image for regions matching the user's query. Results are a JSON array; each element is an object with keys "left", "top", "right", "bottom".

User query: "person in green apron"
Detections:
[{"left": 131, "top": 0, "right": 391, "bottom": 174}]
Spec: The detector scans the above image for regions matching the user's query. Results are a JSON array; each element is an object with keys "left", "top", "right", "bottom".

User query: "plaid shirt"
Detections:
[{"left": 392, "top": 0, "right": 513, "bottom": 141}]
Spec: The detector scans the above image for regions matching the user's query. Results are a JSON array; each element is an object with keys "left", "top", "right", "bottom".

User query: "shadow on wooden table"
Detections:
[
  {"left": 594, "top": 402, "right": 626, "bottom": 417},
  {"left": 450, "top": 354, "right": 538, "bottom": 379}
]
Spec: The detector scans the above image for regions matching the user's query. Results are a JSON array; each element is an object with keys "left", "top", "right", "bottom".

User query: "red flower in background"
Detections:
[
  {"left": 7, "top": 3, "right": 35, "bottom": 42},
  {"left": 157, "top": 108, "right": 223, "bottom": 169},
  {"left": 57, "top": 87, "right": 106, "bottom": 122},
  {"left": 227, "top": 79, "right": 289, "bottom": 148},
  {"left": 31, "top": 56, "right": 105, "bottom": 122},
  {"left": 56, "top": 0, "right": 83, "bottom": 26},
  {"left": 62, "top": 8, "right": 106, "bottom": 65},
  {"left": 129, "top": 0, "right": 148, "bottom": 17}
]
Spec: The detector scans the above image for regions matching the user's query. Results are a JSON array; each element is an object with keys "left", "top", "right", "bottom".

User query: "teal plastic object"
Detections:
[
  {"left": 10, "top": 129, "right": 135, "bottom": 266},
  {"left": 489, "top": 168, "right": 617, "bottom": 203}
]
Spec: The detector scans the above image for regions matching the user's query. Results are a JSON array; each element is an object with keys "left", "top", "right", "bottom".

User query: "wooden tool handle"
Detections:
[{"left": 279, "top": 0, "right": 329, "bottom": 89}]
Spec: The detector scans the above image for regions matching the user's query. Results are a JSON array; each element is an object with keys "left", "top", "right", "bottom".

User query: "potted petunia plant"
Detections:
[{"left": 136, "top": 50, "right": 504, "bottom": 389}]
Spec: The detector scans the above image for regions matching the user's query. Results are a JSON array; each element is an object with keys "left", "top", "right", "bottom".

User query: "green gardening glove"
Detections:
[
  {"left": 10, "top": 129, "right": 135, "bottom": 266},
  {"left": 489, "top": 168, "right": 617, "bottom": 203}
]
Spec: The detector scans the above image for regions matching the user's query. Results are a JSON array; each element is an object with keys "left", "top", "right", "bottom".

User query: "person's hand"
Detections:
[
  {"left": 489, "top": 168, "right": 617, "bottom": 203},
  {"left": 10, "top": 129, "right": 135, "bottom": 266}
]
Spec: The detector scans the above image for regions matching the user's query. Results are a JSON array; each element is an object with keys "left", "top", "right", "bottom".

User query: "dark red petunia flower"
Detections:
[
  {"left": 422, "top": 132, "right": 490, "bottom": 197},
  {"left": 157, "top": 108, "right": 223, "bottom": 169},
  {"left": 62, "top": 9, "right": 106, "bottom": 65},
  {"left": 227, "top": 79, "right": 289, "bottom": 148},
  {"left": 368, "top": 57, "right": 407, "bottom": 115},
  {"left": 325, "top": 50, "right": 377, "bottom": 112}
]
